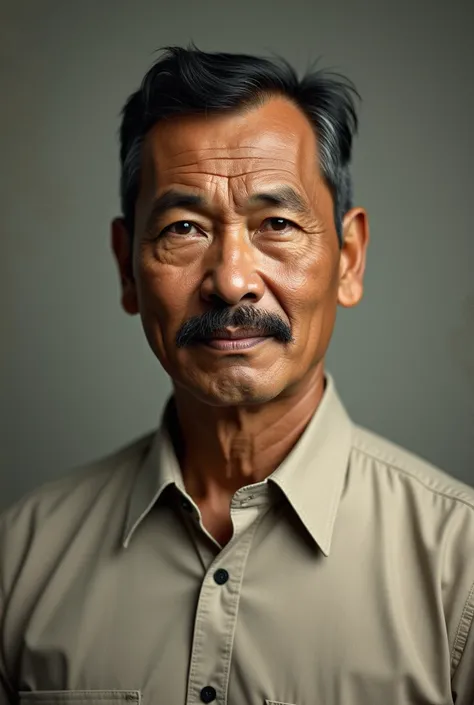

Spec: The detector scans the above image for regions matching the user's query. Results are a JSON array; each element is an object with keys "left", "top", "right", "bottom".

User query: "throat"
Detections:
[
  {"left": 199, "top": 502, "right": 235, "bottom": 546},
  {"left": 171, "top": 366, "right": 326, "bottom": 507}
]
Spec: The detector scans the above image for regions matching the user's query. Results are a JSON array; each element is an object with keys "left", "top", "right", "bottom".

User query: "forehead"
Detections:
[{"left": 141, "top": 97, "right": 321, "bottom": 193}]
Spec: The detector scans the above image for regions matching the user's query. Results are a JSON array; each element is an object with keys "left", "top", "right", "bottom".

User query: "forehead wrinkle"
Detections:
[
  {"left": 151, "top": 140, "right": 304, "bottom": 171},
  {"left": 170, "top": 145, "right": 295, "bottom": 158},
  {"left": 145, "top": 95, "right": 320, "bottom": 176},
  {"left": 176, "top": 156, "right": 296, "bottom": 163},
  {"left": 159, "top": 156, "right": 299, "bottom": 178},
  {"left": 160, "top": 164, "right": 304, "bottom": 181}
]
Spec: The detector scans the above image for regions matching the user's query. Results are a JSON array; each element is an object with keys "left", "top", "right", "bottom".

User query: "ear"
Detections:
[
  {"left": 337, "top": 207, "right": 370, "bottom": 308},
  {"left": 111, "top": 217, "right": 139, "bottom": 315}
]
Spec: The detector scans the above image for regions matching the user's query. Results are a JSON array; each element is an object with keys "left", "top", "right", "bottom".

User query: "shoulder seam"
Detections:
[{"left": 351, "top": 438, "right": 474, "bottom": 512}]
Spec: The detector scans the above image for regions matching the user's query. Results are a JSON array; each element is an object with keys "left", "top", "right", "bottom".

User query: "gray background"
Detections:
[{"left": 1, "top": 0, "right": 473, "bottom": 510}]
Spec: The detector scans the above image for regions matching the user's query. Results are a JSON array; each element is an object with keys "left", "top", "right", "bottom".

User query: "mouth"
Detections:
[{"left": 201, "top": 328, "right": 271, "bottom": 351}]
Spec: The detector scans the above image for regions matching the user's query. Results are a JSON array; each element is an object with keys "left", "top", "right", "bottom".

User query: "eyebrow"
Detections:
[
  {"left": 145, "top": 190, "right": 205, "bottom": 230},
  {"left": 145, "top": 185, "right": 312, "bottom": 231},
  {"left": 247, "top": 186, "right": 311, "bottom": 216}
]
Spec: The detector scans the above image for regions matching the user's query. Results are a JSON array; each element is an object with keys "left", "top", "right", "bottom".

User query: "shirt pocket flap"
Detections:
[
  {"left": 19, "top": 692, "right": 141, "bottom": 705},
  {"left": 265, "top": 701, "right": 296, "bottom": 705}
]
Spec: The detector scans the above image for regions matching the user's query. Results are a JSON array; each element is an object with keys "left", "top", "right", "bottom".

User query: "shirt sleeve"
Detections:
[
  {"left": 0, "top": 674, "right": 14, "bottom": 705},
  {"left": 451, "top": 581, "right": 474, "bottom": 704},
  {"left": 0, "top": 590, "right": 14, "bottom": 703},
  {"left": 0, "top": 517, "right": 15, "bottom": 705}
]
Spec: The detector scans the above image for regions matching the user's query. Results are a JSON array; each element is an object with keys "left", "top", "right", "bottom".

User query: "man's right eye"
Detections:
[{"left": 160, "top": 221, "right": 201, "bottom": 237}]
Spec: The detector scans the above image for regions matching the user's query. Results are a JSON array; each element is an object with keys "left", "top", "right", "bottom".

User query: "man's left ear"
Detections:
[{"left": 337, "top": 207, "right": 370, "bottom": 308}]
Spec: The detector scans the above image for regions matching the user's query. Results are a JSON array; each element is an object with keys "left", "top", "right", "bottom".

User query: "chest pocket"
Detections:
[{"left": 19, "top": 691, "right": 141, "bottom": 705}]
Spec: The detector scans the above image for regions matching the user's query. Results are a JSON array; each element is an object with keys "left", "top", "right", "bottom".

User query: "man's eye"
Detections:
[
  {"left": 161, "top": 221, "right": 201, "bottom": 237},
  {"left": 259, "top": 217, "right": 295, "bottom": 233}
]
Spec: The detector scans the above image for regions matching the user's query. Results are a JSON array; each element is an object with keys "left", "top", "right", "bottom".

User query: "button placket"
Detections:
[{"left": 184, "top": 512, "right": 264, "bottom": 705}]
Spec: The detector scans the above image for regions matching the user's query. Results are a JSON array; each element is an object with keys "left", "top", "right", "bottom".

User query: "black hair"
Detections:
[{"left": 119, "top": 45, "right": 360, "bottom": 245}]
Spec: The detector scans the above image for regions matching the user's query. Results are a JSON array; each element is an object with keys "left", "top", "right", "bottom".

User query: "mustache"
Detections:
[{"left": 175, "top": 306, "right": 294, "bottom": 348}]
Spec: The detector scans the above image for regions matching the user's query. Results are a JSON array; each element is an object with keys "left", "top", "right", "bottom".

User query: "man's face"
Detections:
[{"left": 112, "top": 96, "right": 367, "bottom": 405}]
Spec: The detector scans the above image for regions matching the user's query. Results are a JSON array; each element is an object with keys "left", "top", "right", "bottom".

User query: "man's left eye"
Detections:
[{"left": 259, "top": 217, "right": 294, "bottom": 232}]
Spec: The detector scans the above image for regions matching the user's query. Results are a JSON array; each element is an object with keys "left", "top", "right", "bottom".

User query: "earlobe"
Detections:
[
  {"left": 337, "top": 207, "right": 369, "bottom": 309},
  {"left": 111, "top": 217, "right": 139, "bottom": 316},
  {"left": 337, "top": 279, "right": 363, "bottom": 308}
]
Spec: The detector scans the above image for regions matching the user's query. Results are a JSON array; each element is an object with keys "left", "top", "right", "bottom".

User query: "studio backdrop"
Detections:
[{"left": 1, "top": 0, "right": 473, "bottom": 509}]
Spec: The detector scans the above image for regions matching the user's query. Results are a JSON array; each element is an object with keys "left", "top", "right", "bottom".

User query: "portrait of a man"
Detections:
[{"left": 1, "top": 33, "right": 473, "bottom": 705}]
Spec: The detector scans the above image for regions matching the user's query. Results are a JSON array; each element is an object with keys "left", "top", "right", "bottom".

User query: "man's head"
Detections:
[{"left": 112, "top": 46, "right": 369, "bottom": 406}]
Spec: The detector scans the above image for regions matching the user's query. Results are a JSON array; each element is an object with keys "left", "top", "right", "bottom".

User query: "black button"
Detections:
[
  {"left": 200, "top": 685, "right": 216, "bottom": 703},
  {"left": 214, "top": 568, "right": 229, "bottom": 585},
  {"left": 181, "top": 498, "right": 192, "bottom": 512}
]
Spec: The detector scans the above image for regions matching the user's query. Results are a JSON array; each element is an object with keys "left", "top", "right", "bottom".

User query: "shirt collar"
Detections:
[
  {"left": 268, "top": 373, "right": 353, "bottom": 555},
  {"left": 122, "top": 406, "right": 184, "bottom": 548},
  {"left": 122, "top": 373, "right": 353, "bottom": 555}
]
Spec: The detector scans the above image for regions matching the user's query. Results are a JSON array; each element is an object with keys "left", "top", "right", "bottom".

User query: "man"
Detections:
[{"left": 1, "top": 45, "right": 473, "bottom": 705}]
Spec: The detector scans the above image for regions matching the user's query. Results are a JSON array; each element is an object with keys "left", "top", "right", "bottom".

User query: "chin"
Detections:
[{"left": 177, "top": 368, "right": 287, "bottom": 407}]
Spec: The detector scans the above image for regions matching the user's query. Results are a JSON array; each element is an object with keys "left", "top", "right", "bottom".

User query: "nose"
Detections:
[{"left": 200, "top": 230, "right": 265, "bottom": 306}]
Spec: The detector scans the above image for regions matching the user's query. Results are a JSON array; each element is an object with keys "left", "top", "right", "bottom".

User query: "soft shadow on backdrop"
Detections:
[{"left": 1, "top": 0, "right": 473, "bottom": 509}]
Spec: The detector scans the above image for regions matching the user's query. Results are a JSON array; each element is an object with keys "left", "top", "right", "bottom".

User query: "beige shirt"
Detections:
[{"left": 1, "top": 374, "right": 474, "bottom": 705}]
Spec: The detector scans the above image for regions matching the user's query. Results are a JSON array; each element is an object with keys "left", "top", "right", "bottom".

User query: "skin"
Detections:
[{"left": 112, "top": 96, "right": 369, "bottom": 544}]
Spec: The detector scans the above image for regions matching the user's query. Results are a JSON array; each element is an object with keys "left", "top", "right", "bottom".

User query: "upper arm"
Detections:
[
  {"left": 451, "top": 580, "right": 474, "bottom": 705},
  {"left": 0, "top": 671, "right": 14, "bottom": 705},
  {"left": 0, "top": 518, "right": 15, "bottom": 705}
]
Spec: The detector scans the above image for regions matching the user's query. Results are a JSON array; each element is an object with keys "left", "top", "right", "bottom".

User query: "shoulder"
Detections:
[
  {"left": 1, "top": 431, "right": 154, "bottom": 524},
  {"left": 0, "top": 431, "right": 154, "bottom": 590},
  {"left": 350, "top": 424, "right": 474, "bottom": 675},
  {"left": 351, "top": 424, "right": 474, "bottom": 509}
]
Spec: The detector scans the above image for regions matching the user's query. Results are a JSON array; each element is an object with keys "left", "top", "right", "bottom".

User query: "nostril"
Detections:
[
  {"left": 207, "top": 293, "right": 230, "bottom": 307},
  {"left": 206, "top": 291, "right": 257, "bottom": 306}
]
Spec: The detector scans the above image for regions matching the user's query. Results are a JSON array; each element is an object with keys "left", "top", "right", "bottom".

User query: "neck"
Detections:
[{"left": 170, "top": 363, "right": 326, "bottom": 507}]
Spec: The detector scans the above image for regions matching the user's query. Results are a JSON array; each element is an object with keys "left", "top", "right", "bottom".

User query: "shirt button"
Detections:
[
  {"left": 214, "top": 568, "right": 229, "bottom": 585},
  {"left": 181, "top": 498, "right": 192, "bottom": 512},
  {"left": 200, "top": 685, "right": 216, "bottom": 703}
]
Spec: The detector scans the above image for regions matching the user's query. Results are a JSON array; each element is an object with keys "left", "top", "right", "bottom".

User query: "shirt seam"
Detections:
[
  {"left": 353, "top": 437, "right": 474, "bottom": 676},
  {"left": 0, "top": 519, "right": 14, "bottom": 695},
  {"left": 351, "top": 437, "right": 474, "bottom": 512},
  {"left": 451, "top": 579, "right": 474, "bottom": 676}
]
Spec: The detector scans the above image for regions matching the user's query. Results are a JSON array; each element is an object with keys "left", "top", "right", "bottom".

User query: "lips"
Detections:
[
  {"left": 201, "top": 328, "right": 270, "bottom": 351},
  {"left": 207, "top": 327, "right": 269, "bottom": 341}
]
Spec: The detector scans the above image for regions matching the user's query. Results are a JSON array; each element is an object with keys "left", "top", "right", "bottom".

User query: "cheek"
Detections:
[
  {"left": 135, "top": 256, "right": 198, "bottom": 343},
  {"left": 275, "top": 243, "right": 339, "bottom": 320}
]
